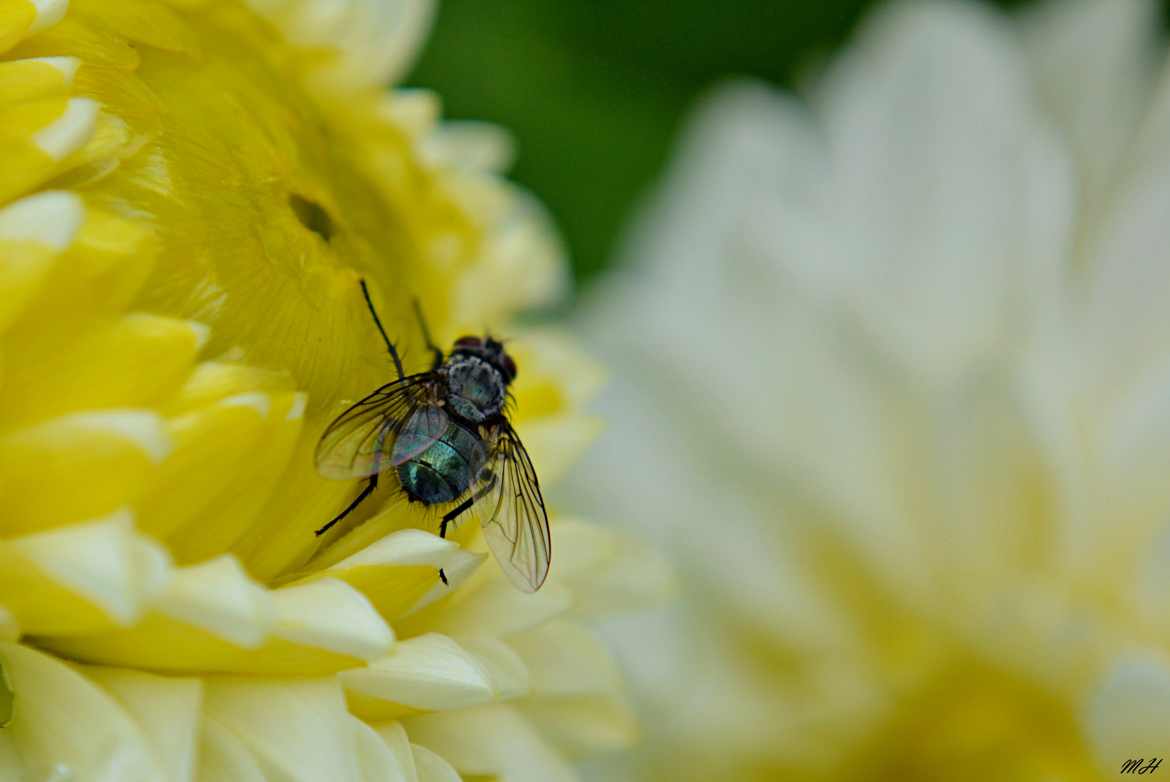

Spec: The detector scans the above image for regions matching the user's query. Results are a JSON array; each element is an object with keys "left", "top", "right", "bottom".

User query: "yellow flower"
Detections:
[
  {"left": 0, "top": 1, "right": 666, "bottom": 779},
  {"left": 574, "top": 0, "right": 1170, "bottom": 779}
]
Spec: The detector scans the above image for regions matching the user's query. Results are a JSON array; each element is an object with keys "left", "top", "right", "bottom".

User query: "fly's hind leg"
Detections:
[
  {"left": 436, "top": 471, "right": 498, "bottom": 586},
  {"left": 316, "top": 473, "right": 378, "bottom": 536}
]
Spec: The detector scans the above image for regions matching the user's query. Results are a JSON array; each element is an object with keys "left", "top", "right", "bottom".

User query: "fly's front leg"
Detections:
[
  {"left": 359, "top": 279, "right": 405, "bottom": 380},
  {"left": 437, "top": 471, "right": 498, "bottom": 585}
]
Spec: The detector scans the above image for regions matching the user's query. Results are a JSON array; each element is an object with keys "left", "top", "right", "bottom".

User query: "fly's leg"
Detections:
[
  {"left": 412, "top": 298, "right": 444, "bottom": 371},
  {"left": 437, "top": 471, "right": 498, "bottom": 585},
  {"left": 360, "top": 279, "right": 405, "bottom": 380},
  {"left": 316, "top": 473, "right": 377, "bottom": 536}
]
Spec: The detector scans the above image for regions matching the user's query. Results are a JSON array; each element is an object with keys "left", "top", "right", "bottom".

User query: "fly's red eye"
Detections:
[
  {"left": 453, "top": 336, "right": 482, "bottom": 349},
  {"left": 502, "top": 354, "right": 518, "bottom": 381}
]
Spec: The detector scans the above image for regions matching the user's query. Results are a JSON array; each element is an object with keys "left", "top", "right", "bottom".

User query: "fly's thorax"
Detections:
[{"left": 443, "top": 355, "right": 506, "bottom": 423}]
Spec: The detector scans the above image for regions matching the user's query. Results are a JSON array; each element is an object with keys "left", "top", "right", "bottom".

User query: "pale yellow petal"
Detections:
[
  {"left": 85, "top": 666, "right": 203, "bottom": 782},
  {"left": 205, "top": 677, "right": 362, "bottom": 782},
  {"left": 405, "top": 705, "right": 574, "bottom": 782},
  {"left": 196, "top": 720, "right": 266, "bottom": 782},
  {"left": 0, "top": 510, "right": 171, "bottom": 634},
  {"left": 0, "top": 642, "right": 164, "bottom": 781},
  {"left": 374, "top": 721, "right": 420, "bottom": 782},
  {"left": 412, "top": 742, "right": 463, "bottom": 782},
  {"left": 398, "top": 576, "right": 571, "bottom": 640},
  {"left": 303, "top": 529, "right": 486, "bottom": 620},
  {"left": 342, "top": 633, "right": 496, "bottom": 721}
]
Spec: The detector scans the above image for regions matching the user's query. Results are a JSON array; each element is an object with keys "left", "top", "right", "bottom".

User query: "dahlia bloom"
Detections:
[
  {"left": 573, "top": 0, "right": 1170, "bottom": 779},
  {"left": 0, "top": 1, "right": 665, "bottom": 779}
]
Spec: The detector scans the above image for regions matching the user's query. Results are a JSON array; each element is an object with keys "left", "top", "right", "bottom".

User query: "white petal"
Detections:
[
  {"left": 1022, "top": 0, "right": 1158, "bottom": 211},
  {"left": 411, "top": 743, "right": 462, "bottom": 782},
  {"left": 195, "top": 721, "right": 266, "bottom": 782},
  {"left": 1084, "top": 651, "right": 1170, "bottom": 774}
]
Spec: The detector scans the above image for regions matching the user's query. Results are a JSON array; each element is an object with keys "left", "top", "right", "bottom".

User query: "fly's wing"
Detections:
[
  {"left": 472, "top": 423, "right": 551, "bottom": 592},
  {"left": 314, "top": 373, "right": 444, "bottom": 479}
]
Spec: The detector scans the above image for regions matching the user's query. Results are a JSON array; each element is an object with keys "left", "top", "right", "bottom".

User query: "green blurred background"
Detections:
[{"left": 407, "top": 0, "right": 1038, "bottom": 294}]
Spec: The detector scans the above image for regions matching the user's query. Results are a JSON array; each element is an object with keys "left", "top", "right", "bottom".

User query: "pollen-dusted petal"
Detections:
[
  {"left": 204, "top": 677, "right": 362, "bottom": 782},
  {"left": 0, "top": 642, "right": 165, "bottom": 781},
  {"left": 85, "top": 667, "right": 203, "bottom": 782},
  {"left": 0, "top": 189, "right": 81, "bottom": 334},
  {"left": 137, "top": 393, "right": 272, "bottom": 541},
  {"left": 404, "top": 705, "right": 575, "bottom": 782},
  {"left": 196, "top": 721, "right": 266, "bottom": 782},
  {"left": 341, "top": 633, "right": 497, "bottom": 721},
  {"left": 0, "top": 313, "right": 208, "bottom": 427},
  {"left": 0, "top": 410, "right": 170, "bottom": 532},
  {"left": 304, "top": 529, "right": 486, "bottom": 621},
  {"left": 2, "top": 510, "right": 171, "bottom": 634},
  {"left": 0, "top": 55, "right": 76, "bottom": 105}
]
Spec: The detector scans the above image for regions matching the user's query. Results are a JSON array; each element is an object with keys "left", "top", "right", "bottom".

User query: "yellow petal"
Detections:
[
  {"left": 303, "top": 528, "right": 485, "bottom": 621},
  {"left": 0, "top": 55, "right": 77, "bottom": 102},
  {"left": 204, "top": 677, "right": 362, "bottom": 782},
  {"left": 85, "top": 666, "right": 203, "bottom": 782},
  {"left": 137, "top": 393, "right": 271, "bottom": 541},
  {"left": 0, "top": 190, "right": 81, "bottom": 334},
  {"left": 0, "top": 313, "right": 208, "bottom": 427},
  {"left": 163, "top": 391, "right": 306, "bottom": 561},
  {"left": 0, "top": 0, "right": 67, "bottom": 54},
  {"left": 0, "top": 409, "right": 170, "bottom": 532},
  {"left": 0, "top": 96, "right": 96, "bottom": 202},
  {"left": 2, "top": 510, "right": 170, "bottom": 634},
  {"left": 0, "top": 642, "right": 165, "bottom": 781}
]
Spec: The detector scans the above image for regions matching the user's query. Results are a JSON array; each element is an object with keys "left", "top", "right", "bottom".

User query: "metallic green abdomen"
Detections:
[{"left": 396, "top": 422, "right": 484, "bottom": 505}]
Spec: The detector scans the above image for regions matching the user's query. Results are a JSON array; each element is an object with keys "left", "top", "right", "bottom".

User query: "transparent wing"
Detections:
[
  {"left": 473, "top": 423, "right": 551, "bottom": 592},
  {"left": 314, "top": 373, "right": 443, "bottom": 479}
]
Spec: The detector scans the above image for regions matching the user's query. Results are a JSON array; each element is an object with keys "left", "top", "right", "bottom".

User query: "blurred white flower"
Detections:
[{"left": 570, "top": 0, "right": 1170, "bottom": 779}]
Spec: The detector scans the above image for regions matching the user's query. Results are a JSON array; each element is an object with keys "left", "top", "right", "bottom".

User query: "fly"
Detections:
[{"left": 313, "top": 280, "right": 551, "bottom": 592}]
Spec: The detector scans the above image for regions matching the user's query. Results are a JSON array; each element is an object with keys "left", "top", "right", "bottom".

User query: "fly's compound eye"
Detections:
[
  {"left": 501, "top": 353, "right": 517, "bottom": 382},
  {"left": 453, "top": 336, "right": 482, "bottom": 350}
]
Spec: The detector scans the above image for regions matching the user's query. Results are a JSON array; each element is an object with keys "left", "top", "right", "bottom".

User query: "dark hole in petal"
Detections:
[{"left": 289, "top": 193, "right": 334, "bottom": 241}]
